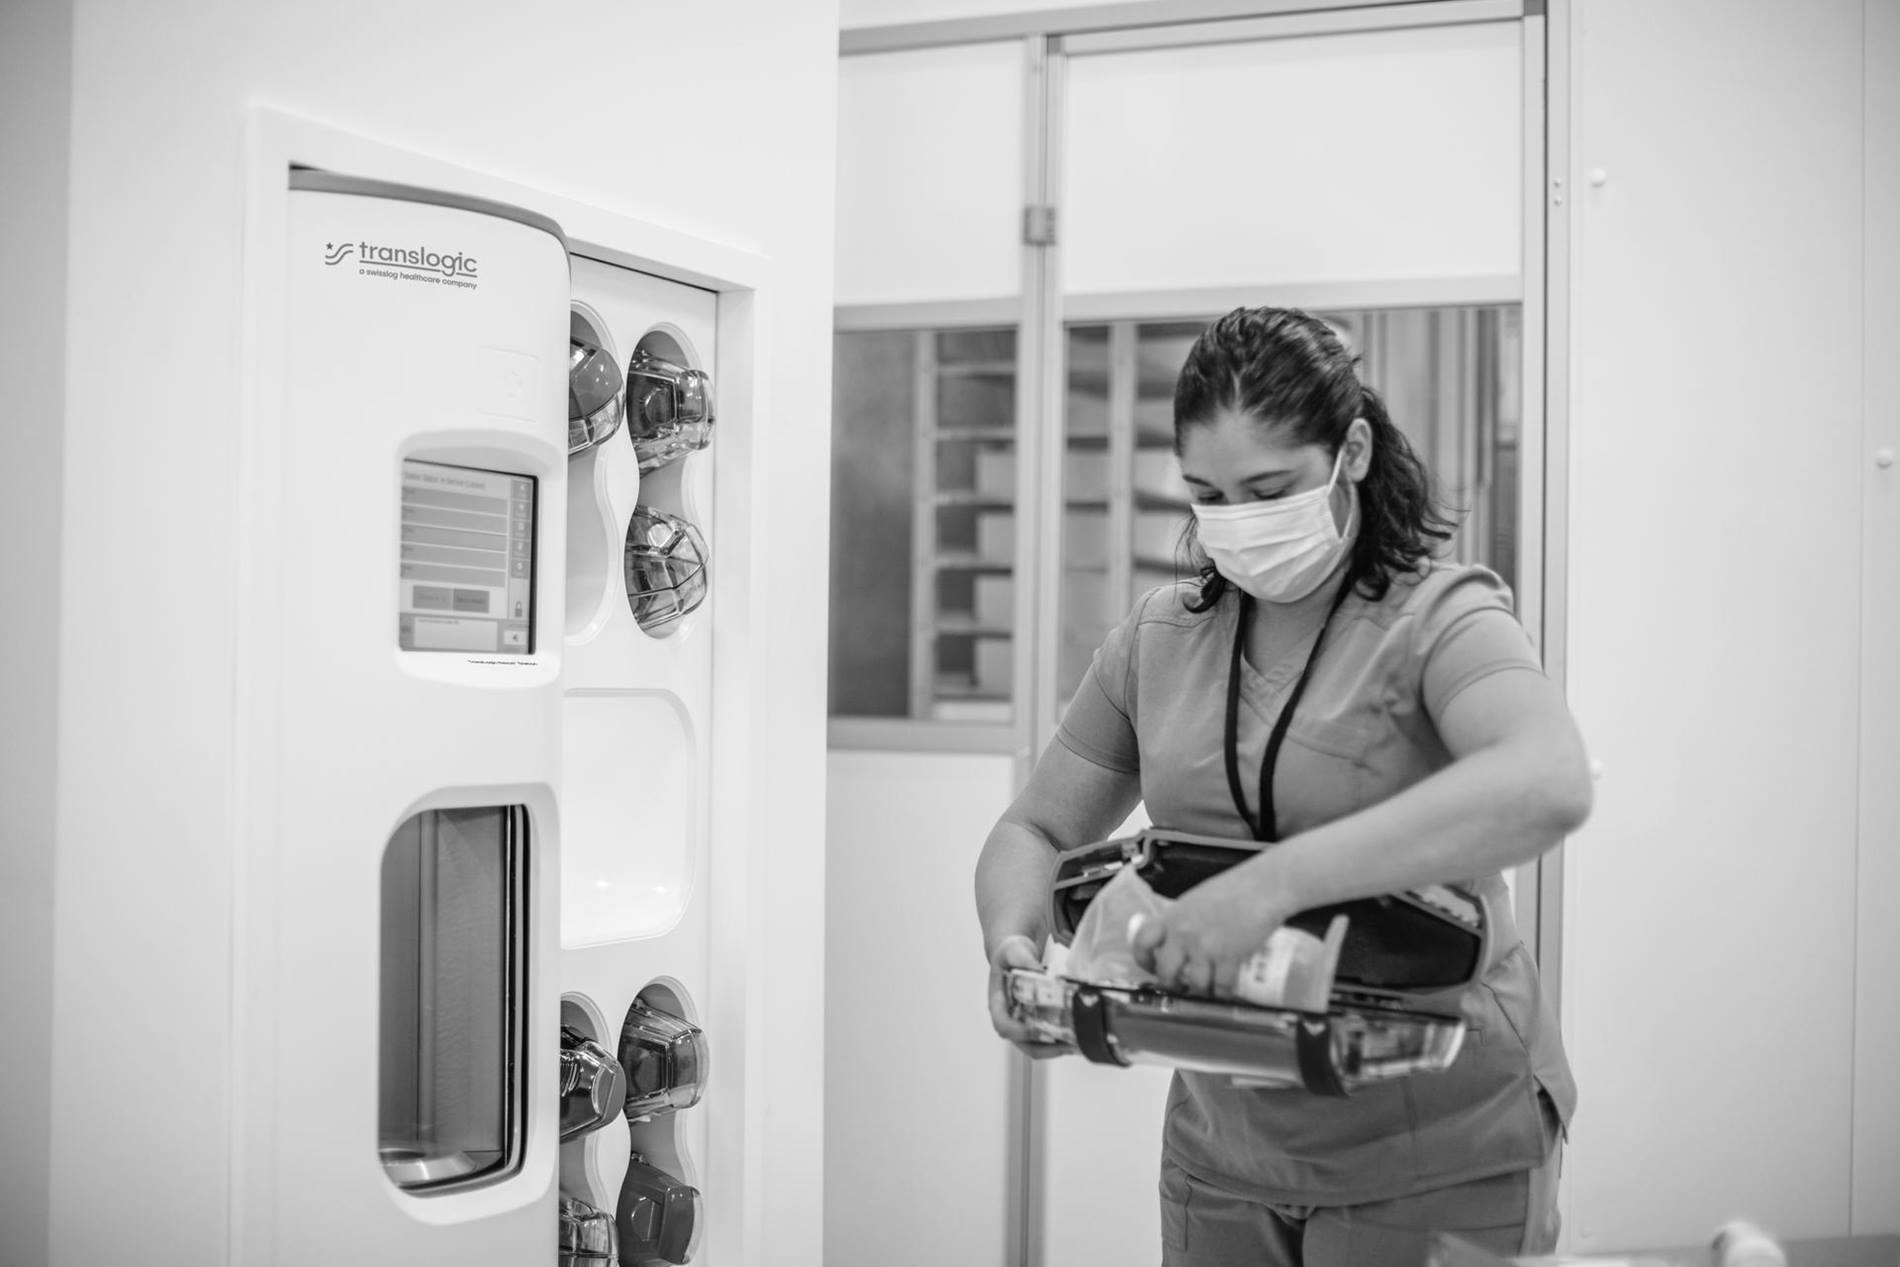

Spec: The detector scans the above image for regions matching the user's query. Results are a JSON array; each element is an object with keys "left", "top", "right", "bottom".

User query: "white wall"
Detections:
[
  {"left": 824, "top": 750, "right": 1018, "bottom": 1267},
  {"left": 1560, "top": 0, "right": 1875, "bottom": 1249},
  {"left": 1061, "top": 21, "right": 1521, "bottom": 296},
  {"left": 1855, "top": 0, "right": 1900, "bottom": 1233},
  {"left": 41, "top": 3, "right": 838, "bottom": 1265},
  {"left": 1035, "top": 1056, "right": 1173, "bottom": 1265},
  {"left": 0, "top": 3, "right": 71, "bottom": 1266},
  {"left": 836, "top": 42, "right": 1028, "bottom": 306}
]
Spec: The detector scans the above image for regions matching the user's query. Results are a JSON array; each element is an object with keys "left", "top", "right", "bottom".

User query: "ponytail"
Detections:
[{"left": 1346, "top": 384, "right": 1457, "bottom": 601}]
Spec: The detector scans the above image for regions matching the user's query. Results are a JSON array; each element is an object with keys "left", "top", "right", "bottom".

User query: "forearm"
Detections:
[
  {"left": 976, "top": 817, "right": 1063, "bottom": 960},
  {"left": 1245, "top": 738, "right": 1591, "bottom": 916}
]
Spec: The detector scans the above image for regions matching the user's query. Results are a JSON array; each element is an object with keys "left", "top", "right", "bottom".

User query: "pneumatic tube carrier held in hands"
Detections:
[{"left": 1003, "top": 828, "right": 1488, "bottom": 1096}]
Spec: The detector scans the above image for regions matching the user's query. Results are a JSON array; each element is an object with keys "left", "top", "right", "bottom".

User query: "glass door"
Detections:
[
  {"left": 828, "top": 38, "right": 1036, "bottom": 746},
  {"left": 1034, "top": 15, "right": 1540, "bottom": 1267},
  {"left": 829, "top": 325, "right": 1024, "bottom": 723}
]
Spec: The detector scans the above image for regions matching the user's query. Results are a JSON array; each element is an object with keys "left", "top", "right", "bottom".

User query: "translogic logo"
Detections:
[{"left": 325, "top": 239, "right": 480, "bottom": 291}]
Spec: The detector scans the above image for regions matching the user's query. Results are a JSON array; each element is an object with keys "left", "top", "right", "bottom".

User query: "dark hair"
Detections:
[{"left": 1171, "top": 305, "right": 1458, "bottom": 609}]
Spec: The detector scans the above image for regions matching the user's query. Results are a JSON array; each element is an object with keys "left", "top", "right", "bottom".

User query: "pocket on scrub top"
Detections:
[
  {"left": 1284, "top": 712, "right": 1375, "bottom": 762},
  {"left": 1275, "top": 714, "right": 1377, "bottom": 828}
]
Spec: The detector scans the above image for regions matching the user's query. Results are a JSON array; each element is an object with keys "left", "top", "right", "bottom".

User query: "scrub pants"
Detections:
[{"left": 1158, "top": 1151, "right": 1560, "bottom": 1267}]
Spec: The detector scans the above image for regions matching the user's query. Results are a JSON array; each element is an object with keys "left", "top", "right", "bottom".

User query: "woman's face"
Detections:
[{"left": 1177, "top": 409, "right": 1371, "bottom": 531}]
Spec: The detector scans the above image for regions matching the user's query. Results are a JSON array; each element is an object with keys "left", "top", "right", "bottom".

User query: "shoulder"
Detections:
[
  {"left": 1092, "top": 580, "right": 1224, "bottom": 690},
  {"left": 1128, "top": 579, "right": 1224, "bottom": 632},
  {"left": 1378, "top": 565, "right": 1542, "bottom": 712},
  {"left": 1358, "top": 562, "right": 1521, "bottom": 635}
]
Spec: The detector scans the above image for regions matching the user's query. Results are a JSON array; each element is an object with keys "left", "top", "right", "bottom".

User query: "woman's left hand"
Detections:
[{"left": 1129, "top": 866, "right": 1294, "bottom": 999}]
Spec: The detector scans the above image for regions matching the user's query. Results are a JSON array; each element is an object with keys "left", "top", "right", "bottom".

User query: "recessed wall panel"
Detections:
[{"left": 562, "top": 692, "right": 697, "bottom": 946}]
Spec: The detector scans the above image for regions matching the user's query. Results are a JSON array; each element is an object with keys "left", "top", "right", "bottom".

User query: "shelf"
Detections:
[
  {"left": 1063, "top": 430, "right": 1113, "bottom": 447},
  {"left": 935, "top": 360, "right": 1016, "bottom": 378},
  {"left": 934, "top": 491, "right": 1015, "bottom": 510},
  {"left": 935, "top": 615, "right": 1013, "bottom": 638},
  {"left": 1135, "top": 490, "right": 1192, "bottom": 512},
  {"left": 1133, "top": 553, "right": 1181, "bottom": 573},
  {"left": 932, "top": 552, "right": 1013, "bottom": 573},
  {"left": 934, "top": 428, "right": 1015, "bottom": 444},
  {"left": 1065, "top": 499, "right": 1111, "bottom": 512},
  {"left": 929, "top": 699, "right": 1012, "bottom": 724},
  {"left": 932, "top": 676, "right": 1011, "bottom": 701}
]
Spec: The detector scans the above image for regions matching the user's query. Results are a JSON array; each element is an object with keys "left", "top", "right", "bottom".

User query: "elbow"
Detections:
[
  {"left": 1493, "top": 735, "right": 1593, "bottom": 853},
  {"left": 1539, "top": 752, "right": 1594, "bottom": 840}
]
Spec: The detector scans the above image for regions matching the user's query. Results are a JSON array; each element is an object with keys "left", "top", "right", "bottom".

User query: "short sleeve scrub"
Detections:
[{"left": 1055, "top": 562, "right": 1576, "bottom": 1206}]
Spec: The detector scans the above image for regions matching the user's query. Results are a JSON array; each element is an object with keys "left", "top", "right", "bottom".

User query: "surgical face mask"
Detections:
[{"left": 1190, "top": 448, "right": 1357, "bottom": 603}]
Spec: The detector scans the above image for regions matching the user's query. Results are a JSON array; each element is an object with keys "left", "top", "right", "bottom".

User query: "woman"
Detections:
[{"left": 976, "top": 307, "right": 1591, "bottom": 1265}]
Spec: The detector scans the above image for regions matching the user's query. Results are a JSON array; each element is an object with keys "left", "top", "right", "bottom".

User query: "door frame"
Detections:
[{"left": 833, "top": 4, "right": 1569, "bottom": 1262}]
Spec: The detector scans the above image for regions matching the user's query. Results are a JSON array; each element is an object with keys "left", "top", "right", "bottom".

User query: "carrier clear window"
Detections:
[{"left": 378, "top": 805, "right": 528, "bottom": 1191}]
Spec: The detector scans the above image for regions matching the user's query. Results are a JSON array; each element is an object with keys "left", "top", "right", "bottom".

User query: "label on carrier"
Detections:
[{"left": 397, "top": 459, "right": 534, "bottom": 654}]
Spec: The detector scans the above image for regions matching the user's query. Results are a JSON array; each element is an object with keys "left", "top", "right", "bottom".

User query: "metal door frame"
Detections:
[{"left": 1016, "top": 7, "right": 1565, "bottom": 1265}]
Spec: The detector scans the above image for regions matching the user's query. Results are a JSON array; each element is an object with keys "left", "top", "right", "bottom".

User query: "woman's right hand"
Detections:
[{"left": 987, "top": 934, "right": 1074, "bottom": 1060}]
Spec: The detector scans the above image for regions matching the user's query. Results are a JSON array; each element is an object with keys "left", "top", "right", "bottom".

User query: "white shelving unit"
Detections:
[
  {"left": 907, "top": 328, "right": 1021, "bottom": 721},
  {"left": 1056, "top": 321, "right": 1201, "bottom": 703}
]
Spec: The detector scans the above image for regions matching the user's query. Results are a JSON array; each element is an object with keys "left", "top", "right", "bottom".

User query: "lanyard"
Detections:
[{"left": 1222, "top": 575, "right": 1355, "bottom": 843}]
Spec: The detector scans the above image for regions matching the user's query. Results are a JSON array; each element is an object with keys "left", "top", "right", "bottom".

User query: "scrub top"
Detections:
[{"left": 1055, "top": 562, "right": 1577, "bottom": 1207}]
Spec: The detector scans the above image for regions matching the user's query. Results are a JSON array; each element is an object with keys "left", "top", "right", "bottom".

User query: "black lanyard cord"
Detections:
[{"left": 1222, "top": 572, "right": 1356, "bottom": 843}]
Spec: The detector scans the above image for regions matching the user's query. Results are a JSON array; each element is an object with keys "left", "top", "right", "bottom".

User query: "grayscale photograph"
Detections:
[{"left": 3, "top": 2, "right": 1895, "bottom": 1266}]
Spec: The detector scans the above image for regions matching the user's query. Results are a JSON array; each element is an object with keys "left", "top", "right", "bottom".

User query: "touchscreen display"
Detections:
[{"left": 398, "top": 459, "right": 534, "bottom": 655}]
